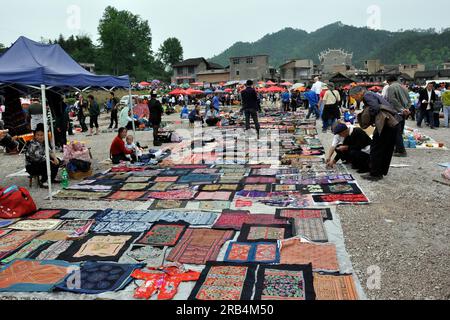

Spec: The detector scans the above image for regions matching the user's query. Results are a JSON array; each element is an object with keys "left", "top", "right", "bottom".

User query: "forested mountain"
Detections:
[{"left": 210, "top": 22, "right": 450, "bottom": 69}]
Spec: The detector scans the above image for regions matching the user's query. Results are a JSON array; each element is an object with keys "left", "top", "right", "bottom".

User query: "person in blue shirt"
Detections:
[
  {"left": 304, "top": 87, "right": 320, "bottom": 119},
  {"left": 344, "top": 106, "right": 356, "bottom": 124},
  {"left": 180, "top": 105, "right": 189, "bottom": 119},
  {"left": 212, "top": 94, "right": 220, "bottom": 111},
  {"left": 281, "top": 90, "right": 291, "bottom": 112}
]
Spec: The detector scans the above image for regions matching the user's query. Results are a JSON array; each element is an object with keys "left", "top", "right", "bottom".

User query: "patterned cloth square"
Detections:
[
  {"left": 292, "top": 218, "right": 328, "bottom": 242},
  {"left": 280, "top": 239, "right": 339, "bottom": 272},
  {"left": 213, "top": 211, "right": 288, "bottom": 231},
  {"left": 9, "top": 219, "right": 62, "bottom": 231},
  {"left": 27, "top": 210, "right": 62, "bottom": 220},
  {"left": 55, "top": 261, "right": 144, "bottom": 294},
  {"left": 0, "top": 231, "right": 40, "bottom": 253},
  {"left": 195, "top": 191, "right": 233, "bottom": 201},
  {"left": 59, "top": 210, "right": 101, "bottom": 220},
  {"left": 120, "top": 183, "right": 150, "bottom": 191},
  {"left": 1, "top": 239, "right": 50, "bottom": 264},
  {"left": 188, "top": 262, "right": 256, "bottom": 301},
  {"left": 167, "top": 228, "right": 235, "bottom": 265},
  {"left": 0, "top": 259, "right": 76, "bottom": 292},
  {"left": 238, "top": 224, "right": 293, "bottom": 242},
  {"left": 224, "top": 242, "right": 280, "bottom": 264},
  {"left": 153, "top": 176, "right": 179, "bottom": 183},
  {"left": 32, "top": 241, "right": 74, "bottom": 260},
  {"left": 54, "top": 190, "right": 111, "bottom": 200},
  {"left": 92, "top": 221, "right": 152, "bottom": 233},
  {"left": 56, "top": 233, "right": 140, "bottom": 263},
  {"left": 149, "top": 200, "right": 187, "bottom": 210},
  {"left": 313, "top": 273, "right": 359, "bottom": 300},
  {"left": 254, "top": 264, "right": 315, "bottom": 300},
  {"left": 199, "top": 201, "right": 231, "bottom": 212},
  {"left": 108, "top": 191, "right": 147, "bottom": 201},
  {"left": 137, "top": 221, "right": 189, "bottom": 247},
  {"left": 275, "top": 208, "right": 333, "bottom": 221},
  {"left": 147, "top": 189, "right": 197, "bottom": 200}
]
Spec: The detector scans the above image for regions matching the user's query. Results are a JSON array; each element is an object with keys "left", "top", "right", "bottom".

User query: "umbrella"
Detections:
[
  {"left": 215, "top": 89, "right": 225, "bottom": 94},
  {"left": 204, "top": 89, "right": 214, "bottom": 94},
  {"left": 266, "top": 86, "right": 285, "bottom": 93},
  {"left": 185, "top": 88, "right": 204, "bottom": 96},
  {"left": 191, "top": 82, "right": 204, "bottom": 87},
  {"left": 169, "top": 89, "right": 187, "bottom": 95},
  {"left": 280, "top": 81, "right": 293, "bottom": 87},
  {"left": 139, "top": 81, "right": 151, "bottom": 87},
  {"left": 224, "top": 88, "right": 233, "bottom": 93},
  {"left": 266, "top": 80, "right": 277, "bottom": 86}
]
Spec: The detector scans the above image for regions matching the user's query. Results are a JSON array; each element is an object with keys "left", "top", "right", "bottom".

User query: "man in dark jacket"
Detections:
[
  {"left": 148, "top": 93, "right": 164, "bottom": 146},
  {"left": 417, "top": 82, "right": 437, "bottom": 129},
  {"left": 350, "top": 86, "right": 399, "bottom": 181},
  {"left": 240, "top": 80, "right": 261, "bottom": 138},
  {"left": 326, "top": 123, "right": 372, "bottom": 173}
]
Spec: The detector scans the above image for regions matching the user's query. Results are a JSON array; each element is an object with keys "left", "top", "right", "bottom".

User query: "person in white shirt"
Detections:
[
  {"left": 125, "top": 135, "right": 143, "bottom": 162},
  {"left": 311, "top": 77, "right": 323, "bottom": 97}
]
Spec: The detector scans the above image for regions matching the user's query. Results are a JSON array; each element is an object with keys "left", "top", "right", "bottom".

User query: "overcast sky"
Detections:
[{"left": 1, "top": 0, "right": 449, "bottom": 59}]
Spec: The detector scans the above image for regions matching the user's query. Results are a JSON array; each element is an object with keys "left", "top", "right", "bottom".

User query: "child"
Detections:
[
  {"left": 344, "top": 106, "right": 356, "bottom": 125},
  {"left": 125, "top": 135, "right": 143, "bottom": 162}
]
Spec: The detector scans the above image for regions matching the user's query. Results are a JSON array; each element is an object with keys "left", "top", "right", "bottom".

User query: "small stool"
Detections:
[{"left": 29, "top": 175, "right": 41, "bottom": 188}]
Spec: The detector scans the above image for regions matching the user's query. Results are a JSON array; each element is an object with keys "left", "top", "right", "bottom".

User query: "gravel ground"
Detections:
[{"left": 0, "top": 112, "right": 449, "bottom": 300}]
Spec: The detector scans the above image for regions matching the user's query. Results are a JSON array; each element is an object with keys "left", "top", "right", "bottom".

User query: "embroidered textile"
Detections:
[
  {"left": 9, "top": 219, "right": 62, "bottom": 231},
  {"left": 27, "top": 210, "right": 61, "bottom": 220},
  {"left": 0, "top": 259, "right": 75, "bottom": 292},
  {"left": 188, "top": 263, "right": 256, "bottom": 301},
  {"left": 238, "top": 224, "right": 292, "bottom": 242},
  {"left": 149, "top": 200, "right": 187, "bottom": 210},
  {"left": 0, "top": 231, "right": 41, "bottom": 259},
  {"left": 275, "top": 208, "right": 333, "bottom": 221},
  {"left": 199, "top": 201, "right": 231, "bottom": 212},
  {"left": 313, "top": 273, "right": 359, "bottom": 300},
  {"left": 293, "top": 218, "right": 328, "bottom": 242},
  {"left": 33, "top": 241, "right": 74, "bottom": 260},
  {"left": 1, "top": 239, "right": 49, "bottom": 264},
  {"left": 147, "top": 189, "right": 197, "bottom": 200},
  {"left": 54, "top": 190, "right": 111, "bottom": 200},
  {"left": 59, "top": 210, "right": 100, "bottom": 220},
  {"left": 254, "top": 264, "right": 315, "bottom": 300},
  {"left": 56, "top": 262, "right": 144, "bottom": 294},
  {"left": 137, "top": 222, "right": 188, "bottom": 247},
  {"left": 195, "top": 191, "right": 234, "bottom": 201},
  {"left": 92, "top": 221, "right": 151, "bottom": 233},
  {"left": 224, "top": 242, "right": 280, "bottom": 264},
  {"left": 280, "top": 239, "right": 339, "bottom": 271},
  {"left": 213, "top": 211, "right": 288, "bottom": 230},
  {"left": 167, "top": 228, "right": 235, "bottom": 265}
]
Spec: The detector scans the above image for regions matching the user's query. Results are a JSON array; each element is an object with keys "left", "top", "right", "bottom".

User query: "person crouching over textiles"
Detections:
[
  {"left": 205, "top": 105, "right": 221, "bottom": 127},
  {"left": 125, "top": 135, "right": 143, "bottom": 163},
  {"left": 326, "top": 123, "right": 372, "bottom": 174},
  {"left": 110, "top": 127, "right": 134, "bottom": 164},
  {"left": 25, "top": 123, "right": 61, "bottom": 188},
  {"left": 188, "top": 104, "right": 203, "bottom": 128}
]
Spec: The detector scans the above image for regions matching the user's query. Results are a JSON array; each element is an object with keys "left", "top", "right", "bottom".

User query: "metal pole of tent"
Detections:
[
  {"left": 48, "top": 109, "right": 56, "bottom": 153},
  {"left": 40, "top": 85, "right": 53, "bottom": 201},
  {"left": 129, "top": 87, "right": 136, "bottom": 135}
]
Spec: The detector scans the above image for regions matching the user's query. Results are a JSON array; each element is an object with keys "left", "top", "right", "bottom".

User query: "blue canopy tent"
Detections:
[{"left": 0, "top": 37, "right": 131, "bottom": 200}]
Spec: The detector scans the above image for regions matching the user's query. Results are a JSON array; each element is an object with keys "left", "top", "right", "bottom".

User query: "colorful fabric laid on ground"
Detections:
[
  {"left": 312, "top": 194, "right": 369, "bottom": 204},
  {"left": 96, "top": 209, "right": 217, "bottom": 226},
  {"left": 195, "top": 191, "right": 234, "bottom": 201},
  {"left": 149, "top": 200, "right": 187, "bottom": 210},
  {"left": 0, "top": 259, "right": 75, "bottom": 292},
  {"left": 108, "top": 191, "right": 147, "bottom": 201},
  {"left": 92, "top": 221, "right": 151, "bottom": 233},
  {"left": 137, "top": 221, "right": 188, "bottom": 247},
  {"left": 275, "top": 208, "right": 333, "bottom": 221},
  {"left": 0, "top": 219, "right": 18, "bottom": 228},
  {"left": 56, "top": 233, "right": 140, "bottom": 263},
  {"left": 199, "top": 201, "right": 231, "bottom": 212},
  {"left": 292, "top": 218, "right": 328, "bottom": 242},
  {"left": 59, "top": 210, "right": 100, "bottom": 220},
  {"left": 146, "top": 190, "right": 197, "bottom": 200},
  {"left": 57, "top": 220, "right": 95, "bottom": 233},
  {"left": 213, "top": 210, "right": 288, "bottom": 230},
  {"left": 27, "top": 210, "right": 62, "bottom": 220},
  {"left": 0, "top": 231, "right": 41, "bottom": 260},
  {"left": 178, "top": 174, "right": 220, "bottom": 184},
  {"left": 9, "top": 219, "right": 62, "bottom": 231},
  {"left": 55, "top": 262, "right": 144, "bottom": 294},
  {"left": 54, "top": 190, "right": 111, "bottom": 200},
  {"left": 280, "top": 239, "right": 339, "bottom": 272},
  {"left": 237, "top": 224, "right": 292, "bottom": 242},
  {"left": 313, "top": 273, "right": 359, "bottom": 300},
  {"left": 120, "top": 183, "right": 150, "bottom": 191},
  {"left": 167, "top": 229, "right": 235, "bottom": 265},
  {"left": 133, "top": 266, "right": 201, "bottom": 300},
  {"left": 123, "top": 246, "right": 166, "bottom": 266},
  {"left": 224, "top": 242, "right": 280, "bottom": 264},
  {"left": 37, "top": 231, "right": 71, "bottom": 242},
  {"left": 244, "top": 176, "right": 277, "bottom": 184},
  {"left": 254, "top": 264, "right": 315, "bottom": 301},
  {"left": 188, "top": 263, "right": 256, "bottom": 301},
  {"left": 1, "top": 239, "right": 49, "bottom": 264},
  {"left": 32, "top": 241, "right": 74, "bottom": 260},
  {"left": 0, "top": 229, "right": 12, "bottom": 237}
]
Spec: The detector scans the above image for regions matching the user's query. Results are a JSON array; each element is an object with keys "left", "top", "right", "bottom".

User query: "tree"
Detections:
[
  {"left": 53, "top": 34, "right": 97, "bottom": 64},
  {"left": 98, "top": 6, "right": 153, "bottom": 77},
  {"left": 0, "top": 43, "right": 6, "bottom": 54},
  {"left": 158, "top": 37, "right": 183, "bottom": 69}
]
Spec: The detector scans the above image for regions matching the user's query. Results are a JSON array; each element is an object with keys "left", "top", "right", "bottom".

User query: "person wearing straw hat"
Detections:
[{"left": 321, "top": 82, "right": 341, "bottom": 133}]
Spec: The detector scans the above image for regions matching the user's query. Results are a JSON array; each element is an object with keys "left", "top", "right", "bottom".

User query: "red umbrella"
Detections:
[
  {"left": 224, "top": 88, "right": 233, "bottom": 93},
  {"left": 266, "top": 80, "right": 277, "bottom": 86},
  {"left": 140, "top": 81, "right": 151, "bottom": 87},
  {"left": 280, "top": 81, "right": 293, "bottom": 86},
  {"left": 185, "top": 88, "right": 204, "bottom": 96},
  {"left": 266, "top": 86, "right": 285, "bottom": 93},
  {"left": 169, "top": 89, "right": 187, "bottom": 95}
]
